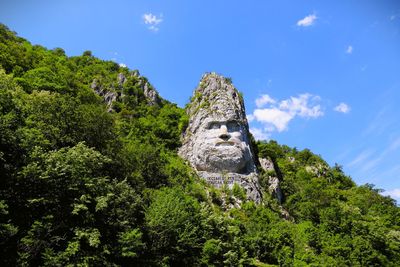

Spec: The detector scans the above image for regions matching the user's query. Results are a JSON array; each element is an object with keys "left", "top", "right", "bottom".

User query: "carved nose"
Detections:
[{"left": 219, "top": 125, "right": 230, "bottom": 140}]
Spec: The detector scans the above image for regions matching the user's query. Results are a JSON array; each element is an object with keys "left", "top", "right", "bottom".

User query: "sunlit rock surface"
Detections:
[
  {"left": 179, "top": 73, "right": 262, "bottom": 202},
  {"left": 260, "top": 157, "right": 283, "bottom": 204}
]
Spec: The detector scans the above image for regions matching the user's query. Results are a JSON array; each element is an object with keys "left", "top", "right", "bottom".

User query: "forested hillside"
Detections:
[{"left": 1, "top": 24, "right": 399, "bottom": 266}]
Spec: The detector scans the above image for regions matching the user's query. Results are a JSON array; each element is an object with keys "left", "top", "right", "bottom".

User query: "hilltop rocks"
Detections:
[
  {"left": 92, "top": 70, "right": 161, "bottom": 111},
  {"left": 179, "top": 73, "right": 261, "bottom": 203},
  {"left": 143, "top": 82, "right": 160, "bottom": 106},
  {"left": 305, "top": 164, "right": 329, "bottom": 178}
]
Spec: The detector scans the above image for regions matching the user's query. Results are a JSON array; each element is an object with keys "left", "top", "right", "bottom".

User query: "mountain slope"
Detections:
[{"left": 0, "top": 23, "right": 399, "bottom": 266}]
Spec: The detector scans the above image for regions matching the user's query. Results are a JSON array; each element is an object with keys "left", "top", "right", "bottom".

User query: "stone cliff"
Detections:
[
  {"left": 91, "top": 70, "right": 161, "bottom": 112},
  {"left": 179, "top": 73, "right": 262, "bottom": 203}
]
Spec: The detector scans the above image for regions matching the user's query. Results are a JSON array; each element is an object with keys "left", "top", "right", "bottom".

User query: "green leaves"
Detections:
[
  {"left": 18, "top": 67, "right": 67, "bottom": 93},
  {"left": 1, "top": 23, "right": 399, "bottom": 266},
  {"left": 145, "top": 187, "right": 203, "bottom": 265},
  {"left": 118, "top": 228, "right": 144, "bottom": 258}
]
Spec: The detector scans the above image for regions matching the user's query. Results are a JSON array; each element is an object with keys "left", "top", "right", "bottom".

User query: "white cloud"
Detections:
[
  {"left": 253, "top": 108, "right": 294, "bottom": 132},
  {"left": 334, "top": 102, "right": 351, "bottom": 113},
  {"left": 143, "top": 13, "right": 163, "bottom": 31},
  {"left": 279, "top": 94, "right": 323, "bottom": 118},
  {"left": 119, "top": 63, "right": 127, "bottom": 68},
  {"left": 249, "top": 93, "right": 323, "bottom": 138},
  {"left": 297, "top": 14, "right": 317, "bottom": 27},
  {"left": 346, "top": 45, "right": 353, "bottom": 54},
  {"left": 383, "top": 188, "right": 400, "bottom": 199},
  {"left": 255, "top": 94, "right": 276, "bottom": 108},
  {"left": 250, "top": 128, "right": 270, "bottom": 141},
  {"left": 246, "top": 114, "right": 254, "bottom": 122},
  {"left": 143, "top": 13, "right": 162, "bottom": 25}
]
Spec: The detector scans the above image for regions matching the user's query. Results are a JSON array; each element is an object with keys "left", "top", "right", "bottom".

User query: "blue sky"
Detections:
[{"left": 1, "top": 0, "right": 400, "bottom": 202}]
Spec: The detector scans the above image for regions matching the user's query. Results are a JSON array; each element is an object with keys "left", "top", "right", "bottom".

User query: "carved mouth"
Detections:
[{"left": 216, "top": 141, "right": 236, "bottom": 146}]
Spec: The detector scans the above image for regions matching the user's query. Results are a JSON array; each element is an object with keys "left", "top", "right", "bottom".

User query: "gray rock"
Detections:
[
  {"left": 260, "top": 157, "right": 274, "bottom": 171},
  {"left": 259, "top": 157, "right": 283, "bottom": 204},
  {"left": 91, "top": 79, "right": 115, "bottom": 111},
  {"left": 305, "top": 163, "right": 329, "bottom": 177},
  {"left": 104, "top": 91, "right": 117, "bottom": 112},
  {"left": 179, "top": 73, "right": 261, "bottom": 203},
  {"left": 268, "top": 176, "right": 283, "bottom": 204},
  {"left": 131, "top": 70, "right": 140, "bottom": 77},
  {"left": 91, "top": 71, "right": 161, "bottom": 111},
  {"left": 118, "top": 73, "right": 126, "bottom": 86},
  {"left": 143, "top": 83, "right": 161, "bottom": 106},
  {"left": 91, "top": 79, "right": 99, "bottom": 91}
]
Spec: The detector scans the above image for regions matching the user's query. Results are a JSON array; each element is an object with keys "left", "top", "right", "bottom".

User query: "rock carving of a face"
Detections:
[
  {"left": 179, "top": 73, "right": 256, "bottom": 175},
  {"left": 192, "top": 118, "right": 252, "bottom": 173}
]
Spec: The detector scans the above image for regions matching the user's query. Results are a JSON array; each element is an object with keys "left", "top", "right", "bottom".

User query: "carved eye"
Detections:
[
  {"left": 208, "top": 122, "right": 220, "bottom": 129},
  {"left": 227, "top": 121, "right": 240, "bottom": 132}
]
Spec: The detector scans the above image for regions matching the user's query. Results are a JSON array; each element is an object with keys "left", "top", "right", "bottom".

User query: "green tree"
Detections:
[{"left": 145, "top": 187, "right": 204, "bottom": 265}]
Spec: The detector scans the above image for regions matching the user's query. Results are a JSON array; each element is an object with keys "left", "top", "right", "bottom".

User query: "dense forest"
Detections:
[{"left": 0, "top": 23, "right": 399, "bottom": 266}]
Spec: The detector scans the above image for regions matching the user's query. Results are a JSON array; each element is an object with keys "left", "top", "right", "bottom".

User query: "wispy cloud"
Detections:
[
  {"left": 249, "top": 94, "right": 323, "bottom": 139},
  {"left": 360, "top": 156, "right": 382, "bottom": 172},
  {"left": 255, "top": 94, "right": 276, "bottom": 108},
  {"left": 346, "top": 45, "right": 353, "bottom": 54},
  {"left": 389, "top": 136, "right": 400, "bottom": 151},
  {"left": 390, "top": 13, "right": 399, "bottom": 21},
  {"left": 119, "top": 63, "right": 127, "bottom": 68},
  {"left": 348, "top": 149, "right": 374, "bottom": 168},
  {"left": 297, "top": 14, "right": 317, "bottom": 27},
  {"left": 382, "top": 188, "right": 400, "bottom": 199},
  {"left": 380, "top": 164, "right": 400, "bottom": 179},
  {"left": 334, "top": 102, "right": 351, "bottom": 113},
  {"left": 363, "top": 107, "right": 391, "bottom": 137},
  {"left": 143, "top": 13, "right": 163, "bottom": 32},
  {"left": 347, "top": 137, "right": 400, "bottom": 173}
]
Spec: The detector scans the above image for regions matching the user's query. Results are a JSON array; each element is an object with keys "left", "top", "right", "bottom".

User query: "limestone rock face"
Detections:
[
  {"left": 259, "top": 158, "right": 274, "bottom": 171},
  {"left": 260, "top": 157, "right": 283, "bottom": 204},
  {"left": 179, "top": 73, "right": 261, "bottom": 203},
  {"left": 91, "top": 78, "right": 118, "bottom": 112},
  {"left": 132, "top": 70, "right": 161, "bottom": 106},
  {"left": 92, "top": 70, "right": 161, "bottom": 111},
  {"left": 143, "top": 82, "right": 160, "bottom": 106}
]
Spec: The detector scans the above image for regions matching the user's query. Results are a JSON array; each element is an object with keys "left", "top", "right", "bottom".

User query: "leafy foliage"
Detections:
[{"left": 0, "top": 23, "right": 399, "bottom": 266}]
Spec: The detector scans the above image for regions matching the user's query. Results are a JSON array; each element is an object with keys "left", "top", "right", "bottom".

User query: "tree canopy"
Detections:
[{"left": 1, "top": 23, "right": 399, "bottom": 266}]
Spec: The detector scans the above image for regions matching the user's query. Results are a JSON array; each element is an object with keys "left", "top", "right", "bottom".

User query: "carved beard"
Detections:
[{"left": 193, "top": 140, "right": 251, "bottom": 173}]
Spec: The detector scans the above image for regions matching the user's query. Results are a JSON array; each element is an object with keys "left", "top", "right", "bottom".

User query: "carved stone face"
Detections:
[
  {"left": 179, "top": 73, "right": 257, "bottom": 176},
  {"left": 191, "top": 117, "right": 253, "bottom": 173}
]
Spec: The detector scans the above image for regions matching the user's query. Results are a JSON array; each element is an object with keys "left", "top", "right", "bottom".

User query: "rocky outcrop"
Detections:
[
  {"left": 260, "top": 157, "right": 283, "bottom": 204},
  {"left": 132, "top": 70, "right": 161, "bottom": 106},
  {"left": 305, "top": 164, "right": 329, "bottom": 177},
  {"left": 179, "top": 73, "right": 261, "bottom": 203},
  {"left": 260, "top": 157, "right": 274, "bottom": 171},
  {"left": 143, "top": 82, "right": 160, "bottom": 106},
  {"left": 91, "top": 79, "right": 118, "bottom": 112},
  {"left": 92, "top": 70, "right": 161, "bottom": 111}
]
